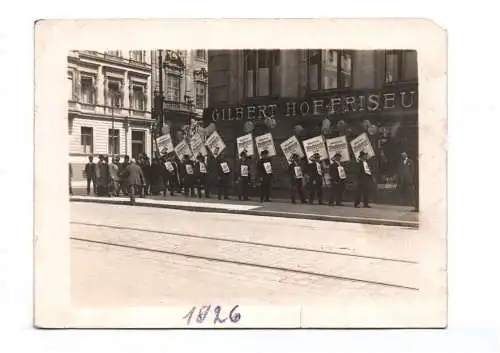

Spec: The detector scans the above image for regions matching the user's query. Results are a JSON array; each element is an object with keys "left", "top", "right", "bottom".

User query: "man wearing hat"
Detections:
[
  {"left": 236, "top": 150, "right": 251, "bottom": 201},
  {"left": 215, "top": 151, "right": 231, "bottom": 200},
  {"left": 328, "top": 152, "right": 347, "bottom": 206},
  {"left": 306, "top": 153, "right": 324, "bottom": 205},
  {"left": 354, "top": 150, "right": 373, "bottom": 208},
  {"left": 95, "top": 154, "right": 109, "bottom": 196},
  {"left": 288, "top": 153, "right": 306, "bottom": 204},
  {"left": 195, "top": 153, "right": 210, "bottom": 198},
  {"left": 398, "top": 151, "right": 418, "bottom": 212},
  {"left": 256, "top": 149, "right": 273, "bottom": 202},
  {"left": 181, "top": 154, "right": 196, "bottom": 198},
  {"left": 124, "top": 158, "right": 145, "bottom": 205}
]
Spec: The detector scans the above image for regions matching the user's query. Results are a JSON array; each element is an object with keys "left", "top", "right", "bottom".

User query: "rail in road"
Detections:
[{"left": 71, "top": 221, "right": 420, "bottom": 291}]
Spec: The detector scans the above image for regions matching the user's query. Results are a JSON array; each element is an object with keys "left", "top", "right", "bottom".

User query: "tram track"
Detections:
[{"left": 71, "top": 222, "right": 420, "bottom": 291}]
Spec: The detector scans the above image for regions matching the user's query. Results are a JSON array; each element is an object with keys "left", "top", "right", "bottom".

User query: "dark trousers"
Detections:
[
  {"left": 197, "top": 176, "right": 210, "bottom": 198},
  {"left": 183, "top": 176, "right": 196, "bottom": 197},
  {"left": 291, "top": 179, "right": 306, "bottom": 203},
  {"left": 401, "top": 183, "right": 418, "bottom": 210},
  {"left": 355, "top": 179, "right": 371, "bottom": 206},
  {"left": 329, "top": 181, "right": 345, "bottom": 205},
  {"left": 308, "top": 178, "right": 323, "bottom": 204},
  {"left": 238, "top": 177, "right": 250, "bottom": 200},
  {"left": 163, "top": 175, "right": 177, "bottom": 196},
  {"left": 86, "top": 177, "right": 96, "bottom": 195},
  {"left": 260, "top": 176, "right": 272, "bottom": 201},
  {"left": 119, "top": 180, "right": 129, "bottom": 196},
  {"left": 128, "top": 184, "right": 139, "bottom": 205},
  {"left": 217, "top": 177, "right": 229, "bottom": 199}
]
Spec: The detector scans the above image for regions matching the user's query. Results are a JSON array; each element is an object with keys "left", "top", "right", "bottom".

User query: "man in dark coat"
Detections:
[
  {"left": 215, "top": 151, "right": 231, "bottom": 200},
  {"left": 118, "top": 155, "right": 130, "bottom": 196},
  {"left": 236, "top": 151, "right": 251, "bottom": 201},
  {"left": 181, "top": 154, "right": 196, "bottom": 198},
  {"left": 398, "top": 152, "right": 419, "bottom": 212},
  {"left": 83, "top": 155, "right": 96, "bottom": 195},
  {"left": 149, "top": 157, "right": 164, "bottom": 196},
  {"left": 328, "top": 152, "right": 347, "bottom": 206},
  {"left": 95, "top": 154, "right": 109, "bottom": 196},
  {"left": 289, "top": 153, "right": 306, "bottom": 204},
  {"left": 124, "top": 158, "right": 145, "bottom": 205},
  {"left": 306, "top": 153, "right": 324, "bottom": 205},
  {"left": 256, "top": 150, "right": 273, "bottom": 202},
  {"left": 194, "top": 154, "right": 210, "bottom": 198},
  {"left": 163, "top": 155, "right": 179, "bottom": 196},
  {"left": 354, "top": 150, "right": 374, "bottom": 208}
]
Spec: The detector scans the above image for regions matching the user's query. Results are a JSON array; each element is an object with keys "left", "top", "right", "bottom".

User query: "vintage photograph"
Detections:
[{"left": 35, "top": 20, "right": 447, "bottom": 328}]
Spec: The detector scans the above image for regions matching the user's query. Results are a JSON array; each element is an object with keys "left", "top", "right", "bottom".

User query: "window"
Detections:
[
  {"left": 307, "top": 49, "right": 352, "bottom": 91},
  {"left": 130, "top": 50, "right": 145, "bottom": 62},
  {"left": 166, "top": 74, "right": 181, "bottom": 101},
  {"left": 244, "top": 50, "right": 280, "bottom": 98},
  {"left": 132, "top": 85, "right": 145, "bottom": 110},
  {"left": 195, "top": 82, "right": 206, "bottom": 109},
  {"left": 195, "top": 50, "right": 206, "bottom": 61},
  {"left": 108, "top": 129, "right": 120, "bottom": 156},
  {"left": 107, "top": 81, "right": 122, "bottom": 107},
  {"left": 105, "top": 50, "right": 122, "bottom": 57},
  {"left": 68, "top": 74, "right": 73, "bottom": 100},
  {"left": 385, "top": 50, "right": 418, "bottom": 83},
  {"left": 80, "top": 76, "right": 94, "bottom": 104},
  {"left": 80, "top": 127, "right": 93, "bottom": 154},
  {"left": 131, "top": 130, "right": 145, "bottom": 159}
]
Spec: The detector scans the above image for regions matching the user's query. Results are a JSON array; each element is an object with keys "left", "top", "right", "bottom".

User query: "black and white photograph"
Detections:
[{"left": 34, "top": 19, "right": 447, "bottom": 328}]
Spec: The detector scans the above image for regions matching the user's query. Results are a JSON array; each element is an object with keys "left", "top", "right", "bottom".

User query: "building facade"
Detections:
[
  {"left": 150, "top": 50, "right": 208, "bottom": 144},
  {"left": 204, "top": 50, "right": 418, "bottom": 204},
  {"left": 67, "top": 50, "right": 153, "bottom": 180}
]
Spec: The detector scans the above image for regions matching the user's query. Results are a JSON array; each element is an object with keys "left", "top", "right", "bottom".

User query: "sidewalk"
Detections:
[{"left": 71, "top": 188, "right": 419, "bottom": 228}]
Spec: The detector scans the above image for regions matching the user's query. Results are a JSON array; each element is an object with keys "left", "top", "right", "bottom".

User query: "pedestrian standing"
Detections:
[
  {"left": 95, "top": 154, "right": 109, "bottom": 196},
  {"left": 109, "top": 156, "right": 120, "bottom": 196},
  {"left": 328, "top": 152, "right": 347, "bottom": 206},
  {"left": 256, "top": 150, "right": 273, "bottom": 202},
  {"left": 118, "top": 155, "right": 130, "bottom": 196},
  {"left": 68, "top": 163, "right": 73, "bottom": 196},
  {"left": 236, "top": 151, "right": 251, "bottom": 201},
  {"left": 354, "top": 150, "right": 374, "bottom": 208},
  {"left": 195, "top": 154, "right": 210, "bottom": 198},
  {"left": 307, "top": 153, "right": 324, "bottom": 205},
  {"left": 289, "top": 153, "right": 306, "bottom": 204},
  {"left": 181, "top": 154, "right": 196, "bottom": 197},
  {"left": 398, "top": 152, "right": 419, "bottom": 212},
  {"left": 83, "top": 155, "right": 96, "bottom": 195},
  {"left": 141, "top": 155, "right": 151, "bottom": 196},
  {"left": 124, "top": 158, "right": 145, "bottom": 205},
  {"left": 215, "top": 151, "right": 231, "bottom": 200},
  {"left": 149, "top": 157, "right": 164, "bottom": 196},
  {"left": 163, "top": 156, "right": 179, "bottom": 196}
]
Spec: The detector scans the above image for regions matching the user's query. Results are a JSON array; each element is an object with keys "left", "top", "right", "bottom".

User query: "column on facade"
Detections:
[
  {"left": 145, "top": 73, "right": 151, "bottom": 113},
  {"left": 183, "top": 51, "right": 193, "bottom": 103},
  {"left": 123, "top": 71, "right": 130, "bottom": 109},
  {"left": 74, "top": 68, "right": 81, "bottom": 101},
  {"left": 96, "top": 65, "right": 105, "bottom": 105}
]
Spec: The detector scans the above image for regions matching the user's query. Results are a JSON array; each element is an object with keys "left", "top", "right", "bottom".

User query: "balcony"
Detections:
[
  {"left": 68, "top": 100, "right": 152, "bottom": 120},
  {"left": 163, "top": 100, "right": 195, "bottom": 113}
]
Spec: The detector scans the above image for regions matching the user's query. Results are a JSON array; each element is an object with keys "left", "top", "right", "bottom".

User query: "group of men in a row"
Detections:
[{"left": 74, "top": 150, "right": 418, "bottom": 210}]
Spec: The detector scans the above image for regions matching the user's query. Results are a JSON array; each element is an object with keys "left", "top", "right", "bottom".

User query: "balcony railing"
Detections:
[
  {"left": 68, "top": 100, "right": 152, "bottom": 120},
  {"left": 164, "top": 100, "right": 195, "bottom": 113}
]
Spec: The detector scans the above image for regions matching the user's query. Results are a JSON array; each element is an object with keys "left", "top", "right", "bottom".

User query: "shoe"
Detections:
[{"left": 363, "top": 205, "right": 372, "bottom": 208}]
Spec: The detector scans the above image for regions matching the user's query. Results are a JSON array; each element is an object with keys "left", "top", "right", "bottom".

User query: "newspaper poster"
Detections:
[
  {"left": 254, "top": 132, "right": 277, "bottom": 158},
  {"left": 205, "top": 130, "right": 226, "bottom": 158},
  {"left": 189, "top": 133, "right": 208, "bottom": 157},
  {"left": 280, "top": 135, "right": 304, "bottom": 164},
  {"left": 350, "top": 132, "right": 376, "bottom": 159},
  {"left": 302, "top": 135, "right": 328, "bottom": 163},
  {"left": 174, "top": 139, "right": 193, "bottom": 160},
  {"left": 236, "top": 133, "right": 255, "bottom": 157},
  {"left": 326, "top": 135, "right": 350, "bottom": 162},
  {"left": 156, "top": 133, "right": 174, "bottom": 156}
]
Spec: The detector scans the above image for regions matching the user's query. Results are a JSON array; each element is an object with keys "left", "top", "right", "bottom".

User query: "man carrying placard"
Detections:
[
  {"left": 162, "top": 155, "right": 179, "bottom": 197},
  {"left": 236, "top": 150, "right": 251, "bottom": 201},
  {"left": 354, "top": 150, "right": 374, "bottom": 208},
  {"left": 195, "top": 153, "right": 210, "bottom": 199},
  {"left": 306, "top": 153, "right": 324, "bottom": 205},
  {"left": 328, "top": 152, "right": 347, "bottom": 206},
  {"left": 288, "top": 153, "right": 307, "bottom": 204},
  {"left": 181, "top": 154, "right": 196, "bottom": 198},
  {"left": 215, "top": 150, "right": 231, "bottom": 200},
  {"left": 256, "top": 150, "right": 273, "bottom": 202}
]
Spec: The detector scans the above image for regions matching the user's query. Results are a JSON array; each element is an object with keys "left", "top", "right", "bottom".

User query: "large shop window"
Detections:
[
  {"left": 195, "top": 82, "right": 206, "bottom": 109},
  {"left": 244, "top": 50, "right": 280, "bottom": 98},
  {"left": 166, "top": 74, "right": 181, "bottom": 102},
  {"left": 385, "top": 50, "right": 418, "bottom": 83},
  {"left": 107, "top": 81, "right": 122, "bottom": 107},
  {"left": 108, "top": 129, "right": 120, "bottom": 156},
  {"left": 132, "top": 85, "right": 145, "bottom": 110},
  {"left": 80, "top": 76, "right": 94, "bottom": 104},
  {"left": 131, "top": 130, "right": 146, "bottom": 159},
  {"left": 307, "top": 50, "right": 352, "bottom": 91},
  {"left": 80, "top": 127, "right": 93, "bottom": 154}
]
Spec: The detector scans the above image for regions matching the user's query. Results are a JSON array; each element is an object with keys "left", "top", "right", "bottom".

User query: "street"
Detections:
[{"left": 71, "top": 202, "right": 444, "bottom": 310}]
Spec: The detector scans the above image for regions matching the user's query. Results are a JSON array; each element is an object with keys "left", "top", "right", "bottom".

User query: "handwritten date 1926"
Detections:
[{"left": 182, "top": 305, "right": 241, "bottom": 325}]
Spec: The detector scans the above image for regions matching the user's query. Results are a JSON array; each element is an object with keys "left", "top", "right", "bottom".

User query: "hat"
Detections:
[
  {"left": 359, "top": 151, "right": 367, "bottom": 157},
  {"left": 196, "top": 153, "right": 204, "bottom": 160},
  {"left": 239, "top": 150, "right": 247, "bottom": 158},
  {"left": 334, "top": 152, "right": 342, "bottom": 158}
]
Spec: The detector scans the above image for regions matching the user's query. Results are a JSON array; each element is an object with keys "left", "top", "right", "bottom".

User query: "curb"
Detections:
[{"left": 70, "top": 197, "right": 419, "bottom": 228}]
